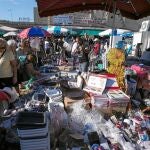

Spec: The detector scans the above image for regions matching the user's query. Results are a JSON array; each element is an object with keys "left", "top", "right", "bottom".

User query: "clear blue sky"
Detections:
[{"left": 0, "top": 0, "right": 37, "bottom": 21}]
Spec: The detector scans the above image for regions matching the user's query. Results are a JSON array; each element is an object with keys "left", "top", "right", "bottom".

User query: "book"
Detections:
[{"left": 107, "top": 90, "right": 130, "bottom": 101}]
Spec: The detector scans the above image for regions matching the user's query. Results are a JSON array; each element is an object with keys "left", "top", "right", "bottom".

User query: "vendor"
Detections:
[
  {"left": 23, "top": 54, "right": 41, "bottom": 81},
  {"left": 0, "top": 38, "right": 17, "bottom": 88}
]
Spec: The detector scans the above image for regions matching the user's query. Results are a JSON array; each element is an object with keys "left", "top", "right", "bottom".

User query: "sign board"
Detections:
[
  {"left": 140, "top": 20, "right": 150, "bottom": 32},
  {"left": 52, "top": 15, "right": 73, "bottom": 25},
  {"left": 19, "top": 17, "right": 30, "bottom": 22},
  {"left": 74, "top": 17, "right": 107, "bottom": 25}
]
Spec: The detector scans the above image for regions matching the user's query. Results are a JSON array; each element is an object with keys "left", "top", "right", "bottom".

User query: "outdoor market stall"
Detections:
[
  {"left": 0, "top": 57, "right": 149, "bottom": 149},
  {"left": 0, "top": 1, "right": 150, "bottom": 150}
]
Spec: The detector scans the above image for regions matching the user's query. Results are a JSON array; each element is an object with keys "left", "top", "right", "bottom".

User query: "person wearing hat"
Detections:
[
  {"left": 93, "top": 38, "right": 100, "bottom": 56},
  {"left": 0, "top": 38, "right": 17, "bottom": 88}
]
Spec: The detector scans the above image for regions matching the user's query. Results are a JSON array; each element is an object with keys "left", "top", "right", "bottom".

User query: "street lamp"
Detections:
[{"left": 8, "top": 9, "right": 13, "bottom": 21}]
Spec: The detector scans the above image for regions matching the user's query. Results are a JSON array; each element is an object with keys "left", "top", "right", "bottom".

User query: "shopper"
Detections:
[
  {"left": 0, "top": 38, "right": 17, "bottom": 88},
  {"left": 18, "top": 54, "right": 40, "bottom": 82},
  {"left": 77, "top": 38, "right": 89, "bottom": 72},
  {"left": 16, "top": 39, "right": 32, "bottom": 58},
  {"left": 135, "top": 43, "right": 142, "bottom": 58},
  {"left": 71, "top": 37, "right": 80, "bottom": 69},
  {"left": 44, "top": 37, "right": 50, "bottom": 56},
  {"left": 93, "top": 38, "right": 100, "bottom": 56},
  {"left": 7, "top": 39, "right": 17, "bottom": 58}
]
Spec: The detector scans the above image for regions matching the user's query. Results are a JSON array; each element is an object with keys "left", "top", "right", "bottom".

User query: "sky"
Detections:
[{"left": 0, "top": 0, "right": 37, "bottom": 21}]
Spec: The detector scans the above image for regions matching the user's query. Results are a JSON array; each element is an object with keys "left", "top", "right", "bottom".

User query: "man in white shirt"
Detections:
[
  {"left": 44, "top": 38, "right": 50, "bottom": 55},
  {"left": 71, "top": 37, "right": 80, "bottom": 69},
  {"left": 0, "top": 38, "right": 17, "bottom": 88}
]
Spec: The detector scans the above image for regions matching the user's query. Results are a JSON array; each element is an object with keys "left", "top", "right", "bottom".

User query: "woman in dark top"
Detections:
[{"left": 77, "top": 38, "right": 89, "bottom": 72}]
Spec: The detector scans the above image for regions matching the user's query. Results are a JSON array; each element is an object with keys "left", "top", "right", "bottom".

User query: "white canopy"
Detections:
[
  {"left": 3, "top": 31, "right": 17, "bottom": 37},
  {"left": 99, "top": 29, "right": 130, "bottom": 36},
  {"left": 0, "top": 26, "right": 18, "bottom": 32},
  {"left": 47, "top": 26, "right": 68, "bottom": 34}
]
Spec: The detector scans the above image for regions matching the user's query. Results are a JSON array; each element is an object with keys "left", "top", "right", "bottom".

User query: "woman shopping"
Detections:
[{"left": 0, "top": 38, "right": 17, "bottom": 88}]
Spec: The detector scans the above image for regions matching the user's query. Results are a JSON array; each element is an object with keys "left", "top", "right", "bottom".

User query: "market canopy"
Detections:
[
  {"left": 36, "top": 0, "right": 150, "bottom": 20},
  {"left": 0, "top": 25, "right": 18, "bottom": 32},
  {"left": 3, "top": 31, "right": 17, "bottom": 37},
  {"left": 99, "top": 29, "right": 130, "bottom": 36},
  {"left": 46, "top": 26, "right": 69, "bottom": 34}
]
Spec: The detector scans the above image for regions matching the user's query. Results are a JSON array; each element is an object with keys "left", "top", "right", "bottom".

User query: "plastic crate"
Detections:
[
  {"left": 16, "top": 112, "right": 46, "bottom": 129},
  {"left": 20, "top": 136, "right": 50, "bottom": 150},
  {"left": 17, "top": 121, "right": 48, "bottom": 138}
]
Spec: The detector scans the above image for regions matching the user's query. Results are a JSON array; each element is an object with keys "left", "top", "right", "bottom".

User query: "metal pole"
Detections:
[
  {"left": 8, "top": 9, "right": 13, "bottom": 21},
  {"left": 110, "top": 0, "right": 117, "bottom": 48}
]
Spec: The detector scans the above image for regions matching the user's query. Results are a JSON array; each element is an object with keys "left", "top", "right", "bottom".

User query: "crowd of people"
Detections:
[
  {"left": 0, "top": 33, "right": 149, "bottom": 91},
  {"left": 0, "top": 34, "right": 105, "bottom": 89}
]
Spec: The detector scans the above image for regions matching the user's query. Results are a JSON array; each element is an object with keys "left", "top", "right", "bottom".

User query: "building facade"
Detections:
[
  {"left": 34, "top": 7, "right": 49, "bottom": 24},
  {"left": 34, "top": 7, "right": 148, "bottom": 31}
]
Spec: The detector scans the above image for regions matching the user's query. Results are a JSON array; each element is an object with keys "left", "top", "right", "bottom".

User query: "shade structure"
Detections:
[
  {"left": 0, "top": 25, "right": 18, "bottom": 32},
  {"left": 121, "top": 32, "right": 133, "bottom": 37},
  {"left": 47, "top": 26, "right": 68, "bottom": 34},
  {"left": 36, "top": 0, "right": 150, "bottom": 20},
  {"left": 80, "top": 29, "right": 102, "bottom": 36},
  {"left": 99, "top": 29, "right": 130, "bottom": 36},
  {"left": 18, "top": 27, "right": 51, "bottom": 39},
  {"left": 3, "top": 31, "right": 17, "bottom": 37},
  {"left": 69, "top": 30, "right": 77, "bottom": 35}
]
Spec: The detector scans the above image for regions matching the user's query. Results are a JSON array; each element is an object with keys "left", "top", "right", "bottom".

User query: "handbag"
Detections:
[{"left": 0, "top": 49, "right": 6, "bottom": 60}]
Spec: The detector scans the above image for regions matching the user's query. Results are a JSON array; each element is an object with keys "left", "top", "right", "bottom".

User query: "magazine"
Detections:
[
  {"left": 84, "top": 75, "right": 107, "bottom": 95},
  {"left": 107, "top": 90, "right": 129, "bottom": 100}
]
